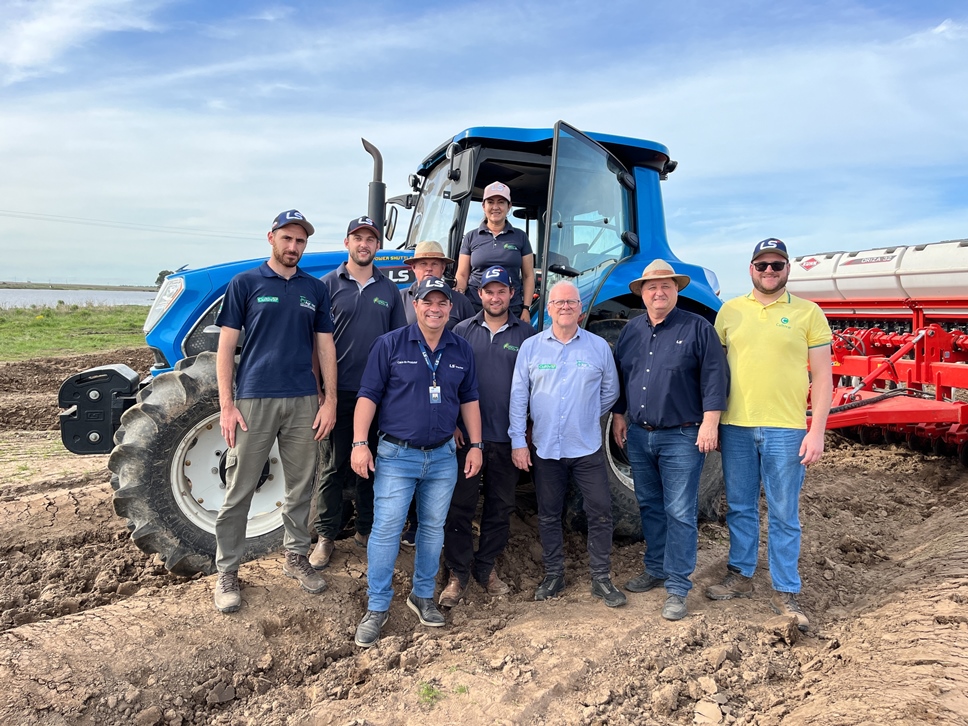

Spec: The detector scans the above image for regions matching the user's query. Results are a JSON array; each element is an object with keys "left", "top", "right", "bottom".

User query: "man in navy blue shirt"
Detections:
[
  {"left": 213, "top": 209, "right": 338, "bottom": 614},
  {"left": 611, "top": 260, "right": 728, "bottom": 621},
  {"left": 439, "top": 266, "right": 537, "bottom": 608},
  {"left": 309, "top": 216, "right": 407, "bottom": 570},
  {"left": 351, "top": 277, "right": 483, "bottom": 648}
]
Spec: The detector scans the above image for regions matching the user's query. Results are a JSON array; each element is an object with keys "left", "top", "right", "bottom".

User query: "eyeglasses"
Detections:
[
  {"left": 752, "top": 261, "right": 787, "bottom": 272},
  {"left": 549, "top": 299, "right": 580, "bottom": 309}
]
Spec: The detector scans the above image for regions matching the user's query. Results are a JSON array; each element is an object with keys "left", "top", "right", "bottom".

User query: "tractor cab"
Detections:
[{"left": 400, "top": 121, "right": 721, "bottom": 339}]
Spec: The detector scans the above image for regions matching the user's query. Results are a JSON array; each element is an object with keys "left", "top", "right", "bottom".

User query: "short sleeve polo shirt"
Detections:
[
  {"left": 358, "top": 323, "right": 479, "bottom": 447},
  {"left": 323, "top": 262, "right": 407, "bottom": 392},
  {"left": 216, "top": 262, "right": 334, "bottom": 400},
  {"left": 715, "top": 291, "right": 831, "bottom": 429},
  {"left": 459, "top": 222, "right": 533, "bottom": 311}
]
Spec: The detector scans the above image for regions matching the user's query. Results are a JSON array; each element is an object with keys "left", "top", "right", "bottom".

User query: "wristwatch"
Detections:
[
  {"left": 468, "top": 442, "right": 484, "bottom": 450},
  {"left": 352, "top": 441, "right": 369, "bottom": 448}
]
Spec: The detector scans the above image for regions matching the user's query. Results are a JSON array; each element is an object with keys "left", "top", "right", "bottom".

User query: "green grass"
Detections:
[
  {"left": 0, "top": 304, "right": 150, "bottom": 361},
  {"left": 417, "top": 681, "right": 445, "bottom": 707}
]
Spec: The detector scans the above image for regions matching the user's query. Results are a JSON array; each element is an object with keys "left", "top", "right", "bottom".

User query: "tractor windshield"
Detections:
[
  {"left": 407, "top": 161, "right": 461, "bottom": 253},
  {"left": 538, "top": 122, "right": 634, "bottom": 326}
]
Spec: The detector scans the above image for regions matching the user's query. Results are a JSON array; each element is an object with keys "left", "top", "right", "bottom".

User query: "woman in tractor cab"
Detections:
[{"left": 455, "top": 181, "right": 536, "bottom": 322}]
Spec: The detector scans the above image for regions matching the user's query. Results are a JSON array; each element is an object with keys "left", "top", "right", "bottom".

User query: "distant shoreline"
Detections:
[{"left": 0, "top": 281, "right": 156, "bottom": 292}]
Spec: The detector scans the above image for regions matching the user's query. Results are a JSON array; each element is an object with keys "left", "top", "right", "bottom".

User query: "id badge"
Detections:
[{"left": 429, "top": 385, "right": 441, "bottom": 404}]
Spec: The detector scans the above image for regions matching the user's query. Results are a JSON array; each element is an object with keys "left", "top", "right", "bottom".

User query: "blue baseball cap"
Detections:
[
  {"left": 481, "top": 265, "right": 512, "bottom": 289},
  {"left": 271, "top": 209, "right": 314, "bottom": 236},
  {"left": 347, "top": 215, "right": 380, "bottom": 238},
  {"left": 751, "top": 238, "right": 788, "bottom": 261},
  {"left": 414, "top": 276, "right": 453, "bottom": 302}
]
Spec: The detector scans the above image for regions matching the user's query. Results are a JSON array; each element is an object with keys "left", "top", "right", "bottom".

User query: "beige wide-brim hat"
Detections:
[
  {"left": 404, "top": 240, "right": 455, "bottom": 267},
  {"left": 628, "top": 259, "right": 691, "bottom": 295}
]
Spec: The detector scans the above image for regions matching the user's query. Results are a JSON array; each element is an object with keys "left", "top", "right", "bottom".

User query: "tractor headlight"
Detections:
[{"left": 144, "top": 276, "right": 185, "bottom": 334}]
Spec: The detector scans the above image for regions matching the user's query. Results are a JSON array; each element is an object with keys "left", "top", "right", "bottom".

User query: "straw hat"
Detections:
[
  {"left": 404, "top": 240, "right": 455, "bottom": 267},
  {"left": 628, "top": 259, "right": 691, "bottom": 296}
]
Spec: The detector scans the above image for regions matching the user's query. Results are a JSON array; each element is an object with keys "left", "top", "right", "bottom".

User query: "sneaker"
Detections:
[
  {"left": 213, "top": 571, "right": 241, "bottom": 613},
  {"left": 355, "top": 610, "right": 389, "bottom": 648},
  {"left": 661, "top": 594, "right": 688, "bottom": 621},
  {"left": 534, "top": 574, "right": 565, "bottom": 601},
  {"left": 771, "top": 591, "right": 810, "bottom": 631},
  {"left": 354, "top": 531, "right": 368, "bottom": 549},
  {"left": 309, "top": 537, "right": 335, "bottom": 570},
  {"left": 625, "top": 570, "right": 666, "bottom": 593},
  {"left": 438, "top": 573, "right": 468, "bottom": 608},
  {"left": 705, "top": 570, "right": 754, "bottom": 600},
  {"left": 407, "top": 592, "right": 445, "bottom": 627},
  {"left": 590, "top": 577, "right": 628, "bottom": 608},
  {"left": 401, "top": 526, "right": 416, "bottom": 548},
  {"left": 283, "top": 551, "right": 328, "bottom": 594},
  {"left": 484, "top": 570, "right": 511, "bottom": 596}
]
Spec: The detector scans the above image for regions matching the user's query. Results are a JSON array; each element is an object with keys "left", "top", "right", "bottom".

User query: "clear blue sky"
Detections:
[{"left": 1, "top": 0, "right": 966, "bottom": 296}]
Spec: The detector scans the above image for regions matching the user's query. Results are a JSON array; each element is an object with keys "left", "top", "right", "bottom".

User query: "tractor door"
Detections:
[{"left": 536, "top": 121, "right": 636, "bottom": 330}]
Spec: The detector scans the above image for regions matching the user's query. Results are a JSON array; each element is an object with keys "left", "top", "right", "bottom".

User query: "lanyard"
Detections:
[{"left": 418, "top": 342, "right": 443, "bottom": 386}]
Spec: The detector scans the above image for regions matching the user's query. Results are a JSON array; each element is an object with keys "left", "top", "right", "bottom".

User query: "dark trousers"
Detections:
[
  {"left": 444, "top": 441, "right": 517, "bottom": 585},
  {"left": 533, "top": 448, "right": 613, "bottom": 579},
  {"left": 314, "top": 389, "right": 376, "bottom": 538}
]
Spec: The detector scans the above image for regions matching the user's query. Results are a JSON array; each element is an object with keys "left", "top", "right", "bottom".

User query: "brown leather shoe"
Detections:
[
  {"left": 771, "top": 591, "right": 810, "bottom": 631},
  {"left": 705, "top": 571, "right": 753, "bottom": 600},
  {"left": 438, "top": 573, "right": 467, "bottom": 608},
  {"left": 308, "top": 537, "right": 335, "bottom": 570},
  {"left": 485, "top": 570, "right": 511, "bottom": 595}
]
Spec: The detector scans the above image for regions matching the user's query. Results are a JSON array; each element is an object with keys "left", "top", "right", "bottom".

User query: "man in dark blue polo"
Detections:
[
  {"left": 440, "top": 266, "right": 537, "bottom": 608},
  {"left": 310, "top": 216, "right": 407, "bottom": 570},
  {"left": 213, "top": 209, "right": 337, "bottom": 614},
  {"left": 351, "top": 277, "right": 483, "bottom": 648},
  {"left": 611, "top": 260, "right": 729, "bottom": 621}
]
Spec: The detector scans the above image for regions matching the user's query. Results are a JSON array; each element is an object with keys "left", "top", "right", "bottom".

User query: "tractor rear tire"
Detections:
[{"left": 109, "top": 353, "right": 287, "bottom": 576}]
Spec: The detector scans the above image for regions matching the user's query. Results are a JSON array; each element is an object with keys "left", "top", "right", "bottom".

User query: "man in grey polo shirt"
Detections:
[{"left": 310, "top": 216, "right": 407, "bottom": 570}]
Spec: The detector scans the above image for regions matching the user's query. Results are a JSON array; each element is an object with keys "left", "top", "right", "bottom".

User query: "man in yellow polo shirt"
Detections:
[{"left": 707, "top": 238, "right": 832, "bottom": 631}]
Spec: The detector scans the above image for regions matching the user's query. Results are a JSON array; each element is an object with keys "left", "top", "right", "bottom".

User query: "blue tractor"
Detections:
[{"left": 59, "top": 122, "right": 722, "bottom": 575}]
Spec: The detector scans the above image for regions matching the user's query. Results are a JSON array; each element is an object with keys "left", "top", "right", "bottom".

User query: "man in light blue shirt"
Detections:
[{"left": 509, "top": 281, "right": 624, "bottom": 607}]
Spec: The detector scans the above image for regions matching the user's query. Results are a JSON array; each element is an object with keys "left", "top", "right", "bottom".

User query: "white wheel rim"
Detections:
[{"left": 169, "top": 412, "right": 286, "bottom": 538}]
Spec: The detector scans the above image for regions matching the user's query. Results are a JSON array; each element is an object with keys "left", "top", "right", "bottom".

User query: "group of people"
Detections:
[{"left": 210, "top": 197, "right": 831, "bottom": 646}]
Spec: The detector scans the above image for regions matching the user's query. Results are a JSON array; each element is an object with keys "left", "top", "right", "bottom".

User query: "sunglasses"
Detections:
[{"left": 752, "top": 261, "right": 787, "bottom": 272}]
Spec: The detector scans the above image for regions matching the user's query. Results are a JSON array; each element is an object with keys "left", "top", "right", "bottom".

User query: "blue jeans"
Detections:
[
  {"left": 720, "top": 424, "right": 807, "bottom": 593},
  {"left": 626, "top": 424, "right": 704, "bottom": 597},
  {"left": 366, "top": 436, "right": 458, "bottom": 612}
]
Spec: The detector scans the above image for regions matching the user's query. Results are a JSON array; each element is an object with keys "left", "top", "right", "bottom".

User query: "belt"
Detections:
[
  {"left": 640, "top": 422, "right": 699, "bottom": 431},
  {"left": 379, "top": 432, "right": 453, "bottom": 451}
]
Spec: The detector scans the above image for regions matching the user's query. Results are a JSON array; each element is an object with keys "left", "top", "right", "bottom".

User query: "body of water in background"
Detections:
[{"left": 0, "top": 289, "right": 157, "bottom": 308}]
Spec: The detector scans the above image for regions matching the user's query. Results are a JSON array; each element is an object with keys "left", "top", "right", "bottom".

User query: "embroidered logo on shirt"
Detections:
[
  {"left": 538, "top": 364, "right": 556, "bottom": 370},
  {"left": 503, "top": 243, "right": 517, "bottom": 251},
  {"left": 373, "top": 297, "right": 389, "bottom": 308},
  {"left": 257, "top": 296, "right": 279, "bottom": 304},
  {"left": 394, "top": 359, "right": 418, "bottom": 365},
  {"left": 299, "top": 296, "right": 316, "bottom": 311},
  {"left": 503, "top": 343, "right": 519, "bottom": 352},
  {"left": 776, "top": 316, "right": 792, "bottom": 329},
  {"left": 575, "top": 360, "right": 591, "bottom": 368},
  {"left": 449, "top": 363, "right": 465, "bottom": 370}
]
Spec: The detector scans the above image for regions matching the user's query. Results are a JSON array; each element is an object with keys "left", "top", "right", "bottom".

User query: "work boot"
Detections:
[
  {"left": 705, "top": 570, "right": 754, "bottom": 600},
  {"left": 309, "top": 537, "right": 335, "bottom": 570},
  {"left": 590, "top": 577, "right": 628, "bottom": 608},
  {"left": 534, "top": 574, "right": 565, "bottom": 601},
  {"left": 213, "top": 571, "right": 241, "bottom": 613},
  {"left": 625, "top": 570, "right": 666, "bottom": 593},
  {"left": 484, "top": 570, "right": 511, "bottom": 596},
  {"left": 407, "top": 592, "right": 445, "bottom": 627},
  {"left": 283, "top": 551, "right": 328, "bottom": 594},
  {"left": 771, "top": 591, "right": 810, "bottom": 631},
  {"left": 355, "top": 610, "right": 389, "bottom": 648},
  {"left": 661, "top": 594, "right": 688, "bottom": 621},
  {"left": 438, "top": 573, "right": 468, "bottom": 608},
  {"left": 354, "top": 531, "right": 368, "bottom": 549}
]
